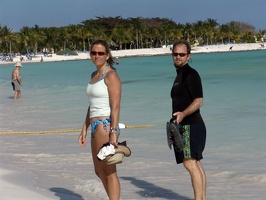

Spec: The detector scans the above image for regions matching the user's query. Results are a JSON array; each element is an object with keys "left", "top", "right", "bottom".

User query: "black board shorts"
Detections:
[{"left": 174, "top": 122, "right": 206, "bottom": 164}]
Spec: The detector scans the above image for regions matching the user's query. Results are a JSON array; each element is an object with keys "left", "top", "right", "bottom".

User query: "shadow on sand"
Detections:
[
  {"left": 121, "top": 176, "right": 192, "bottom": 200},
  {"left": 50, "top": 188, "right": 84, "bottom": 200}
]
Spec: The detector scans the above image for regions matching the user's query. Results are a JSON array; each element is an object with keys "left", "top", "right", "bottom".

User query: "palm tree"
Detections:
[
  {"left": 231, "top": 30, "right": 242, "bottom": 43},
  {"left": 66, "top": 24, "right": 79, "bottom": 50},
  {"left": 18, "top": 26, "right": 33, "bottom": 54},
  {"left": 56, "top": 27, "right": 70, "bottom": 51},
  {"left": 31, "top": 25, "right": 46, "bottom": 54},
  {"left": 159, "top": 21, "right": 177, "bottom": 47},
  {"left": 192, "top": 21, "right": 205, "bottom": 45},
  {"left": 204, "top": 18, "right": 219, "bottom": 45},
  {"left": 218, "top": 24, "right": 232, "bottom": 44},
  {"left": 42, "top": 27, "right": 61, "bottom": 53},
  {"left": 169, "top": 24, "right": 183, "bottom": 42},
  {"left": 0, "top": 25, "right": 4, "bottom": 51},
  {"left": 129, "top": 17, "right": 145, "bottom": 49},
  {"left": 183, "top": 23, "right": 193, "bottom": 42},
  {"left": 242, "top": 31, "right": 256, "bottom": 43},
  {"left": 76, "top": 26, "right": 91, "bottom": 52},
  {"left": 256, "top": 30, "right": 265, "bottom": 43},
  {"left": 112, "top": 25, "right": 132, "bottom": 49},
  {"left": 81, "top": 19, "right": 107, "bottom": 49},
  {"left": 1, "top": 25, "right": 15, "bottom": 54},
  {"left": 145, "top": 26, "right": 159, "bottom": 48}
]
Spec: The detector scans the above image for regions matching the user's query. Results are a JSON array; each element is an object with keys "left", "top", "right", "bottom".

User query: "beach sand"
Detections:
[
  {"left": 2, "top": 128, "right": 265, "bottom": 199},
  {"left": 0, "top": 130, "right": 193, "bottom": 200},
  {"left": 1, "top": 43, "right": 265, "bottom": 65},
  {"left": 0, "top": 164, "right": 60, "bottom": 200}
]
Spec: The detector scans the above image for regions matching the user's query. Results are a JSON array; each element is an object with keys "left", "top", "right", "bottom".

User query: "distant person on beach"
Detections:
[
  {"left": 78, "top": 39, "right": 122, "bottom": 200},
  {"left": 115, "top": 57, "right": 119, "bottom": 65},
  {"left": 11, "top": 62, "right": 23, "bottom": 99},
  {"left": 169, "top": 39, "right": 206, "bottom": 200}
]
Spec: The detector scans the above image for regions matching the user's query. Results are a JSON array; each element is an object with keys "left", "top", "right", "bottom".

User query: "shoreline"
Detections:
[{"left": 0, "top": 43, "right": 265, "bottom": 65}]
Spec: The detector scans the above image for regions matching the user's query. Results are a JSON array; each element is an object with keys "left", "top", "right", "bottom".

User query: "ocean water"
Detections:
[{"left": 1, "top": 50, "right": 266, "bottom": 199}]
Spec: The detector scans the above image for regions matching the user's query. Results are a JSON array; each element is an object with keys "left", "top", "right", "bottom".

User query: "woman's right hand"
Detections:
[{"left": 78, "top": 133, "right": 87, "bottom": 147}]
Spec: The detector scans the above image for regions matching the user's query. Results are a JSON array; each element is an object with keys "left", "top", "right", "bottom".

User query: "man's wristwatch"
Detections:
[{"left": 110, "top": 127, "right": 118, "bottom": 134}]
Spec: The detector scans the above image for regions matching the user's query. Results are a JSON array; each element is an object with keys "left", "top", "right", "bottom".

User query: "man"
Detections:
[
  {"left": 11, "top": 62, "right": 23, "bottom": 99},
  {"left": 170, "top": 39, "right": 206, "bottom": 200}
]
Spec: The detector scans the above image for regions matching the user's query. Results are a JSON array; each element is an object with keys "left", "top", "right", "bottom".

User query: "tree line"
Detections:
[{"left": 0, "top": 16, "right": 265, "bottom": 55}]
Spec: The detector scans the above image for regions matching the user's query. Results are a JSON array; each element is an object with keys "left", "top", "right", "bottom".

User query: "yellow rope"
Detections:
[
  {"left": 0, "top": 129, "right": 81, "bottom": 135},
  {"left": 0, "top": 124, "right": 154, "bottom": 134},
  {"left": 125, "top": 125, "right": 154, "bottom": 128}
]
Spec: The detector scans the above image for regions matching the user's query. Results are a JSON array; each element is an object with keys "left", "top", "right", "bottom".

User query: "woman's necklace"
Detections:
[{"left": 100, "top": 65, "right": 108, "bottom": 80}]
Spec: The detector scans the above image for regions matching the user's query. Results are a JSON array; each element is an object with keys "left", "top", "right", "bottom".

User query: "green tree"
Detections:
[
  {"left": 43, "top": 27, "right": 61, "bottom": 53},
  {"left": 204, "top": 18, "right": 219, "bottom": 45},
  {"left": 159, "top": 20, "right": 178, "bottom": 46},
  {"left": 183, "top": 23, "right": 193, "bottom": 42},
  {"left": 242, "top": 31, "right": 256, "bottom": 43},
  {"left": 129, "top": 17, "right": 146, "bottom": 49},
  {"left": 112, "top": 24, "right": 132, "bottom": 49},
  {"left": 76, "top": 25, "right": 91, "bottom": 52},
  {"left": 2, "top": 16, "right": 263, "bottom": 53},
  {"left": 18, "top": 26, "right": 32, "bottom": 54},
  {"left": 218, "top": 24, "right": 232, "bottom": 44},
  {"left": 193, "top": 21, "right": 205, "bottom": 45},
  {"left": 81, "top": 19, "right": 107, "bottom": 48},
  {"left": 31, "top": 25, "right": 46, "bottom": 54},
  {"left": 1, "top": 25, "right": 16, "bottom": 54}
]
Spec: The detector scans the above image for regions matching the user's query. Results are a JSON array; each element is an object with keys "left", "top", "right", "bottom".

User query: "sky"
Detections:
[{"left": 0, "top": 0, "right": 265, "bottom": 32}]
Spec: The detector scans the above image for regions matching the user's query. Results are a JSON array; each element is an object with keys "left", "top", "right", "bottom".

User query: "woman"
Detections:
[{"left": 78, "top": 39, "right": 122, "bottom": 200}]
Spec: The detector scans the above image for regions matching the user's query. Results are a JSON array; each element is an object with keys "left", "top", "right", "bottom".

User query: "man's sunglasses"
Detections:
[{"left": 172, "top": 53, "right": 187, "bottom": 57}]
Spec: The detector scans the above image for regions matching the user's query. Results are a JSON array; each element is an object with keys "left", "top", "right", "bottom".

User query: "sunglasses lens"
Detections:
[
  {"left": 172, "top": 53, "right": 187, "bottom": 57},
  {"left": 90, "top": 51, "right": 106, "bottom": 56},
  {"left": 179, "top": 53, "right": 186, "bottom": 57},
  {"left": 98, "top": 52, "right": 106, "bottom": 56}
]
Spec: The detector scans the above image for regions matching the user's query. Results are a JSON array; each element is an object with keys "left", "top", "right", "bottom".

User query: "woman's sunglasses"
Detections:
[{"left": 90, "top": 51, "right": 106, "bottom": 56}]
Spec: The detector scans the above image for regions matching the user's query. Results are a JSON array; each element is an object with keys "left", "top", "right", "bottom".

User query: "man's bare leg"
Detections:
[
  {"left": 197, "top": 161, "right": 206, "bottom": 200},
  {"left": 183, "top": 159, "right": 205, "bottom": 200}
]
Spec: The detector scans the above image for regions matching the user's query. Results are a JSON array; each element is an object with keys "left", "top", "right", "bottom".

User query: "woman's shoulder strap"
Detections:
[{"left": 91, "top": 71, "right": 97, "bottom": 79}]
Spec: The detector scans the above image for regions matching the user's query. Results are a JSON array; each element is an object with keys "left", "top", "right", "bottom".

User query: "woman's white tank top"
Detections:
[{"left": 86, "top": 78, "right": 110, "bottom": 118}]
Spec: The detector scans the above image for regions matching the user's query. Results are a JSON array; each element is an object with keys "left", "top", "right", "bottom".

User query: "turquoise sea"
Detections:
[{"left": 1, "top": 50, "right": 266, "bottom": 199}]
